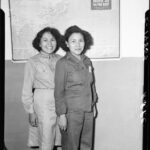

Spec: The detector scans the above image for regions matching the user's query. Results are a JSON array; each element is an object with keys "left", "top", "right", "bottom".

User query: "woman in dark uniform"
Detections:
[{"left": 54, "top": 25, "right": 98, "bottom": 150}]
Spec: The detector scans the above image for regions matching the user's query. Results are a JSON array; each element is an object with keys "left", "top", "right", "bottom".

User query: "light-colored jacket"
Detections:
[{"left": 22, "top": 52, "right": 61, "bottom": 113}]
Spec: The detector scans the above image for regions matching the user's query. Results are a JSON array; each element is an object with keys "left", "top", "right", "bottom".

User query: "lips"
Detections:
[
  {"left": 75, "top": 48, "right": 82, "bottom": 51},
  {"left": 47, "top": 46, "right": 53, "bottom": 50}
]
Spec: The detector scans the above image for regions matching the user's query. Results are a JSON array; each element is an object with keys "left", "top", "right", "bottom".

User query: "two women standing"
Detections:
[{"left": 22, "top": 25, "right": 98, "bottom": 150}]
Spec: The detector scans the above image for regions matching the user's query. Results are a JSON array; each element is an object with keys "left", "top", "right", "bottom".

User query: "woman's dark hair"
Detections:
[
  {"left": 32, "top": 27, "right": 62, "bottom": 52},
  {"left": 62, "top": 25, "right": 94, "bottom": 54}
]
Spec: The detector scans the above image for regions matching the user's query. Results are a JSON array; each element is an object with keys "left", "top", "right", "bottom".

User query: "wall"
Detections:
[
  {"left": 2, "top": 0, "right": 119, "bottom": 59},
  {"left": 2, "top": 0, "right": 149, "bottom": 150},
  {"left": 5, "top": 58, "right": 143, "bottom": 150},
  {"left": 2, "top": 0, "right": 149, "bottom": 59}
]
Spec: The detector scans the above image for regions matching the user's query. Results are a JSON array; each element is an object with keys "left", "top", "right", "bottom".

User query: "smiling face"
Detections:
[
  {"left": 39, "top": 32, "right": 57, "bottom": 54},
  {"left": 67, "top": 32, "right": 85, "bottom": 56}
]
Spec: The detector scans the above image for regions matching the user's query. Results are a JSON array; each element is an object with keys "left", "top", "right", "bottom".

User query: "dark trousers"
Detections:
[{"left": 61, "top": 111, "right": 94, "bottom": 150}]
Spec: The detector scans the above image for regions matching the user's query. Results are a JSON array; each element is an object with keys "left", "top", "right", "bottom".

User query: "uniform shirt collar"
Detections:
[
  {"left": 40, "top": 51, "right": 54, "bottom": 59},
  {"left": 66, "top": 52, "right": 88, "bottom": 64}
]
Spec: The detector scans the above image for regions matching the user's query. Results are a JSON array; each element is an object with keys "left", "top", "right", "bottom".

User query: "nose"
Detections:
[
  {"left": 76, "top": 42, "right": 81, "bottom": 47},
  {"left": 47, "top": 41, "right": 52, "bottom": 46}
]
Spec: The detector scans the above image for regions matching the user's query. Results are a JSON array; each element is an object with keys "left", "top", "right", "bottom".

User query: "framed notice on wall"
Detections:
[
  {"left": 9, "top": 0, "right": 119, "bottom": 61},
  {"left": 91, "top": 0, "right": 111, "bottom": 10}
]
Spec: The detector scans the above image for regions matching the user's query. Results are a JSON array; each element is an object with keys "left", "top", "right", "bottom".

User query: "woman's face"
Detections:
[
  {"left": 67, "top": 33, "right": 85, "bottom": 56},
  {"left": 39, "top": 32, "right": 57, "bottom": 54}
]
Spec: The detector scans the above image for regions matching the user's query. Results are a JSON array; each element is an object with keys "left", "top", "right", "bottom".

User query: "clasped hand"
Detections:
[{"left": 58, "top": 114, "right": 67, "bottom": 131}]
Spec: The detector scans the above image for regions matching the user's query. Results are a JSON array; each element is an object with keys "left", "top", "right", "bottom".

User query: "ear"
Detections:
[
  {"left": 66, "top": 41, "right": 69, "bottom": 47},
  {"left": 39, "top": 42, "right": 41, "bottom": 48}
]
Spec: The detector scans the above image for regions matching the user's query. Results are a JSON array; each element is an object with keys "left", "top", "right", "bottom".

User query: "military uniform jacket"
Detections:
[{"left": 54, "top": 52, "right": 98, "bottom": 116}]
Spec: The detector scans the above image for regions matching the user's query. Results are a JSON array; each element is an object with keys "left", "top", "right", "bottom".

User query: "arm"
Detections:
[
  {"left": 91, "top": 63, "right": 98, "bottom": 118},
  {"left": 91, "top": 62, "right": 98, "bottom": 106},
  {"left": 22, "top": 61, "right": 35, "bottom": 114},
  {"left": 54, "top": 59, "right": 67, "bottom": 130},
  {"left": 92, "top": 74, "right": 98, "bottom": 119},
  {"left": 22, "top": 61, "right": 38, "bottom": 126},
  {"left": 92, "top": 80, "right": 98, "bottom": 106},
  {"left": 54, "top": 59, "right": 67, "bottom": 116}
]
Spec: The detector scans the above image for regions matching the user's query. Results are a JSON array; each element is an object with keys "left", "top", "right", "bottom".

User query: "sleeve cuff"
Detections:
[
  {"left": 24, "top": 105, "right": 34, "bottom": 114},
  {"left": 56, "top": 105, "right": 67, "bottom": 116}
]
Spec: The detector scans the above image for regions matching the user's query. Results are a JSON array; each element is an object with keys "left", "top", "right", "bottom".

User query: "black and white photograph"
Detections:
[{"left": 1, "top": 0, "right": 150, "bottom": 150}]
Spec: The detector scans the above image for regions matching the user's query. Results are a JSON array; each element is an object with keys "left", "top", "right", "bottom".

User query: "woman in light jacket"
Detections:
[
  {"left": 22, "top": 27, "right": 62, "bottom": 150},
  {"left": 54, "top": 25, "right": 98, "bottom": 150}
]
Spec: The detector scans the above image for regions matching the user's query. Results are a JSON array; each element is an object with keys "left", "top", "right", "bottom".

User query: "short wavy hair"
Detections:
[
  {"left": 32, "top": 27, "right": 62, "bottom": 53},
  {"left": 61, "top": 25, "right": 94, "bottom": 54}
]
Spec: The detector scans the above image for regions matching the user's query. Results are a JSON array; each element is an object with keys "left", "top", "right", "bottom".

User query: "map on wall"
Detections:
[{"left": 9, "top": 0, "right": 120, "bottom": 61}]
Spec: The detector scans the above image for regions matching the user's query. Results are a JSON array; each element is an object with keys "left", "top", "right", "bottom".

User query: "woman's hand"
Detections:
[
  {"left": 29, "top": 112, "right": 38, "bottom": 127},
  {"left": 58, "top": 114, "right": 67, "bottom": 131}
]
